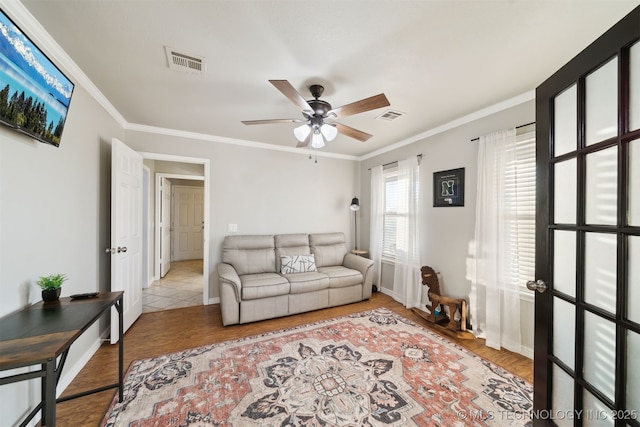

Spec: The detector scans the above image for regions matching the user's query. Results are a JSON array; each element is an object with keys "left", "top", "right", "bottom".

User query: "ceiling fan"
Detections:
[{"left": 242, "top": 80, "right": 390, "bottom": 149}]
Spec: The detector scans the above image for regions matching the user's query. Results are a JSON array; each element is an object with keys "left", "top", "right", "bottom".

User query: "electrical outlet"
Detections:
[{"left": 228, "top": 223, "right": 238, "bottom": 233}]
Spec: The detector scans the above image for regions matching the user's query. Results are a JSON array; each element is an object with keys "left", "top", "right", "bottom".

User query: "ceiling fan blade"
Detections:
[
  {"left": 296, "top": 137, "right": 310, "bottom": 148},
  {"left": 334, "top": 123, "right": 373, "bottom": 142},
  {"left": 269, "top": 80, "right": 314, "bottom": 113},
  {"left": 241, "top": 118, "right": 302, "bottom": 125},
  {"left": 328, "top": 93, "right": 390, "bottom": 119}
]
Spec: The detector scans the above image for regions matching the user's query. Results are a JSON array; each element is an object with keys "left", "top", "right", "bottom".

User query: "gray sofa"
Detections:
[{"left": 217, "top": 232, "right": 374, "bottom": 326}]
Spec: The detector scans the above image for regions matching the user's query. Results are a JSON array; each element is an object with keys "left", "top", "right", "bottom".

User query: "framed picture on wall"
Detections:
[{"left": 433, "top": 168, "right": 465, "bottom": 207}]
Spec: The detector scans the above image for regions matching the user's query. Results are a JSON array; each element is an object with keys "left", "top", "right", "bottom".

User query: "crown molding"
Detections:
[
  {"left": 125, "top": 123, "right": 359, "bottom": 161},
  {"left": 358, "top": 90, "right": 535, "bottom": 161}
]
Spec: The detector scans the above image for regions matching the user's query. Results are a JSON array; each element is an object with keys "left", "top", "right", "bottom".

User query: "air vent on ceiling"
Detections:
[
  {"left": 164, "top": 46, "right": 204, "bottom": 74},
  {"left": 377, "top": 109, "right": 405, "bottom": 121}
]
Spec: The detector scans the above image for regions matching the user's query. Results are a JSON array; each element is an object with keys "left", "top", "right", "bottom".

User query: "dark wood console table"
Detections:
[{"left": 0, "top": 291, "right": 124, "bottom": 426}]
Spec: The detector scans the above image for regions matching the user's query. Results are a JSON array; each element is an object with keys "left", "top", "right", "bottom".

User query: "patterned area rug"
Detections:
[{"left": 101, "top": 308, "right": 532, "bottom": 426}]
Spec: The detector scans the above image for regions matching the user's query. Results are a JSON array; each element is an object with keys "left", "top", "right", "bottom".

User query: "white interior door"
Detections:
[
  {"left": 160, "top": 177, "right": 172, "bottom": 277},
  {"left": 172, "top": 186, "right": 204, "bottom": 261},
  {"left": 110, "top": 138, "right": 143, "bottom": 344}
]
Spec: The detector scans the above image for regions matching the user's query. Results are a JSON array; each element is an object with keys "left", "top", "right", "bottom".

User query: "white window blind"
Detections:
[
  {"left": 382, "top": 169, "right": 399, "bottom": 260},
  {"left": 505, "top": 128, "right": 536, "bottom": 289},
  {"left": 381, "top": 167, "right": 419, "bottom": 261}
]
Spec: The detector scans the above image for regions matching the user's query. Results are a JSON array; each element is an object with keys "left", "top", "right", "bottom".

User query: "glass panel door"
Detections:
[{"left": 534, "top": 7, "right": 639, "bottom": 426}]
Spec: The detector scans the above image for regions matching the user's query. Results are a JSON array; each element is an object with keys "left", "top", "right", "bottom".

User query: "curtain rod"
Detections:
[
  {"left": 469, "top": 121, "right": 536, "bottom": 142},
  {"left": 368, "top": 154, "right": 422, "bottom": 171}
]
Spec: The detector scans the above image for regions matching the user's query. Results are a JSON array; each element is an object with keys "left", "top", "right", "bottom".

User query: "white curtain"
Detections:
[
  {"left": 393, "top": 157, "right": 421, "bottom": 308},
  {"left": 369, "top": 165, "right": 384, "bottom": 288},
  {"left": 470, "top": 128, "right": 521, "bottom": 352}
]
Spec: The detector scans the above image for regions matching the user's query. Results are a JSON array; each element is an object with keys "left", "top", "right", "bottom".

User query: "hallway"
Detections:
[{"left": 142, "top": 259, "right": 203, "bottom": 313}]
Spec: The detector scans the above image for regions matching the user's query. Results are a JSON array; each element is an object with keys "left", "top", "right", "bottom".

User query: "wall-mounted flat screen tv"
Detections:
[{"left": 0, "top": 9, "right": 74, "bottom": 147}]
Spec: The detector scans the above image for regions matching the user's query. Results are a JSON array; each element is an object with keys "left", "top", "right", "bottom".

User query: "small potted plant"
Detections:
[{"left": 37, "top": 273, "right": 67, "bottom": 303}]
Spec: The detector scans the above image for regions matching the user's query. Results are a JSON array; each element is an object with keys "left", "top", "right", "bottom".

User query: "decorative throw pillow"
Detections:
[{"left": 280, "top": 254, "right": 317, "bottom": 274}]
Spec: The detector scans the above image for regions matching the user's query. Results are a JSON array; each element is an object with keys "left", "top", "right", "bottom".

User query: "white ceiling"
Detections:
[{"left": 16, "top": 0, "right": 640, "bottom": 157}]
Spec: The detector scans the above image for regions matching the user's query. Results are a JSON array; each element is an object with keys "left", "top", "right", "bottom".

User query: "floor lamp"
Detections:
[{"left": 350, "top": 197, "right": 360, "bottom": 249}]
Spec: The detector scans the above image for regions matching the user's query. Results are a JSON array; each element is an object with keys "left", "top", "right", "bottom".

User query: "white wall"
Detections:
[
  {"left": 0, "top": 84, "right": 123, "bottom": 425},
  {"left": 125, "top": 129, "right": 360, "bottom": 300},
  {"left": 358, "top": 99, "right": 536, "bottom": 356}
]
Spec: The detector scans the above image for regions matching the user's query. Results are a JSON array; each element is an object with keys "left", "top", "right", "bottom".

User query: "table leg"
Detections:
[
  {"left": 40, "top": 363, "right": 45, "bottom": 426},
  {"left": 43, "top": 359, "right": 56, "bottom": 426}
]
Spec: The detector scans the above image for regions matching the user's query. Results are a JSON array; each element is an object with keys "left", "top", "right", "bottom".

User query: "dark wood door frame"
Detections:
[{"left": 534, "top": 6, "right": 640, "bottom": 426}]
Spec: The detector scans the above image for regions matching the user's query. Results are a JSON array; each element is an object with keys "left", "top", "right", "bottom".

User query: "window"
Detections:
[
  {"left": 381, "top": 167, "right": 419, "bottom": 261},
  {"left": 382, "top": 168, "right": 399, "bottom": 260}
]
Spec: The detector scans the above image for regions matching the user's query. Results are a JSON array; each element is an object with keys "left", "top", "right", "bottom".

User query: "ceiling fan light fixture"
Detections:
[
  {"left": 293, "top": 124, "right": 311, "bottom": 142},
  {"left": 320, "top": 123, "right": 338, "bottom": 141},
  {"left": 311, "top": 131, "right": 325, "bottom": 148},
  {"left": 243, "top": 80, "right": 389, "bottom": 148}
]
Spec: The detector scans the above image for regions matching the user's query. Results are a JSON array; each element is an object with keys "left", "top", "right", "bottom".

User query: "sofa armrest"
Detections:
[
  {"left": 217, "top": 262, "right": 242, "bottom": 325},
  {"left": 343, "top": 252, "right": 373, "bottom": 273},
  {"left": 218, "top": 263, "right": 241, "bottom": 298},
  {"left": 343, "top": 253, "right": 374, "bottom": 299}
]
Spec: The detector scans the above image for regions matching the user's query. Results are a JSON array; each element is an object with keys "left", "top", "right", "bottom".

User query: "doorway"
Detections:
[
  {"left": 139, "top": 153, "right": 210, "bottom": 313},
  {"left": 172, "top": 185, "right": 205, "bottom": 262},
  {"left": 143, "top": 259, "right": 204, "bottom": 313}
]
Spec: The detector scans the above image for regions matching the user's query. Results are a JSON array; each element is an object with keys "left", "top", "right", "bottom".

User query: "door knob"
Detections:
[
  {"left": 105, "top": 248, "right": 115, "bottom": 254},
  {"left": 526, "top": 279, "right": 548, "bottom": 293},
  {"left": 117, "top": 246, "right": 128, "bottom": 253}
]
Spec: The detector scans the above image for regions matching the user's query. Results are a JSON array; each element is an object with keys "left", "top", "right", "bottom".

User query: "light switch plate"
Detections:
[{"left": 228, "top": 223, "right": 238, "bottom": 233}]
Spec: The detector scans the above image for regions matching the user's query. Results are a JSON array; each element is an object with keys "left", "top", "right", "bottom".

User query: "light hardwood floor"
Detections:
[{"left": 55, "top": 292, "right": 533, "bottom": 426}]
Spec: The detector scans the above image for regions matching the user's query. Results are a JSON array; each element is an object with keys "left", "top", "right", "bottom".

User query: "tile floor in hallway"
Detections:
[{"left": 142, "top": 259, "right": 203, "bottom": 313}]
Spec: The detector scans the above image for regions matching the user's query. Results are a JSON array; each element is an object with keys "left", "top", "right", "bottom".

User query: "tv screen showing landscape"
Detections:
[{"left": 0, "top": 9, "right": 74, "bottom": 147}]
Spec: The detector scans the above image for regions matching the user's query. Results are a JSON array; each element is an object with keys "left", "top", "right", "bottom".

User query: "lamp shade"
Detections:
[
  {"left": 311, "top": 131, "right": 325, "bottom": 148},
  {"left": 350, "top": 197, "right": 360, "bottom": 211},
  {"left": 320, "top": 123, "right": 338, "bottom": 141},
  {"left": 293, "top": 124, "right": 311, "bottom": 142}
]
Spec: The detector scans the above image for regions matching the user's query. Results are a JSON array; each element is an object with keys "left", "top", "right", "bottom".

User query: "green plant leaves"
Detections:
[{"left": 36, "top": 273, "right": 68, "bottom": 290}]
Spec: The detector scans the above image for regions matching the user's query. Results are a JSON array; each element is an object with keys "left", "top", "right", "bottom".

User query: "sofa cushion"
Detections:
[
  {"left": 280, "top": 254, "right": 317, "bottom": 274},
  {"left": 240, "top": 273, "right": 290, "bottom": 300},
  {"left": 309, "top": 232, "right": 348, "bottom": 268},
  {"left": 284, "top": 271, "right": 330, "bottom": 294},
  {"left": 317, "top": 266, "right": 362, "bottom": 288},
  {"left": 222, "top": 235, "right": 276, "bottom": 275},
  {"left": 275, "top": 234, "right": 310, "bottom": 271}
]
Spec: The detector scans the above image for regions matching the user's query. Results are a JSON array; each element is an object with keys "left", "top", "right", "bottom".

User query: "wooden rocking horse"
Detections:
[{"left": 411, "top": 265, "right": 474, "bottom": 339}]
